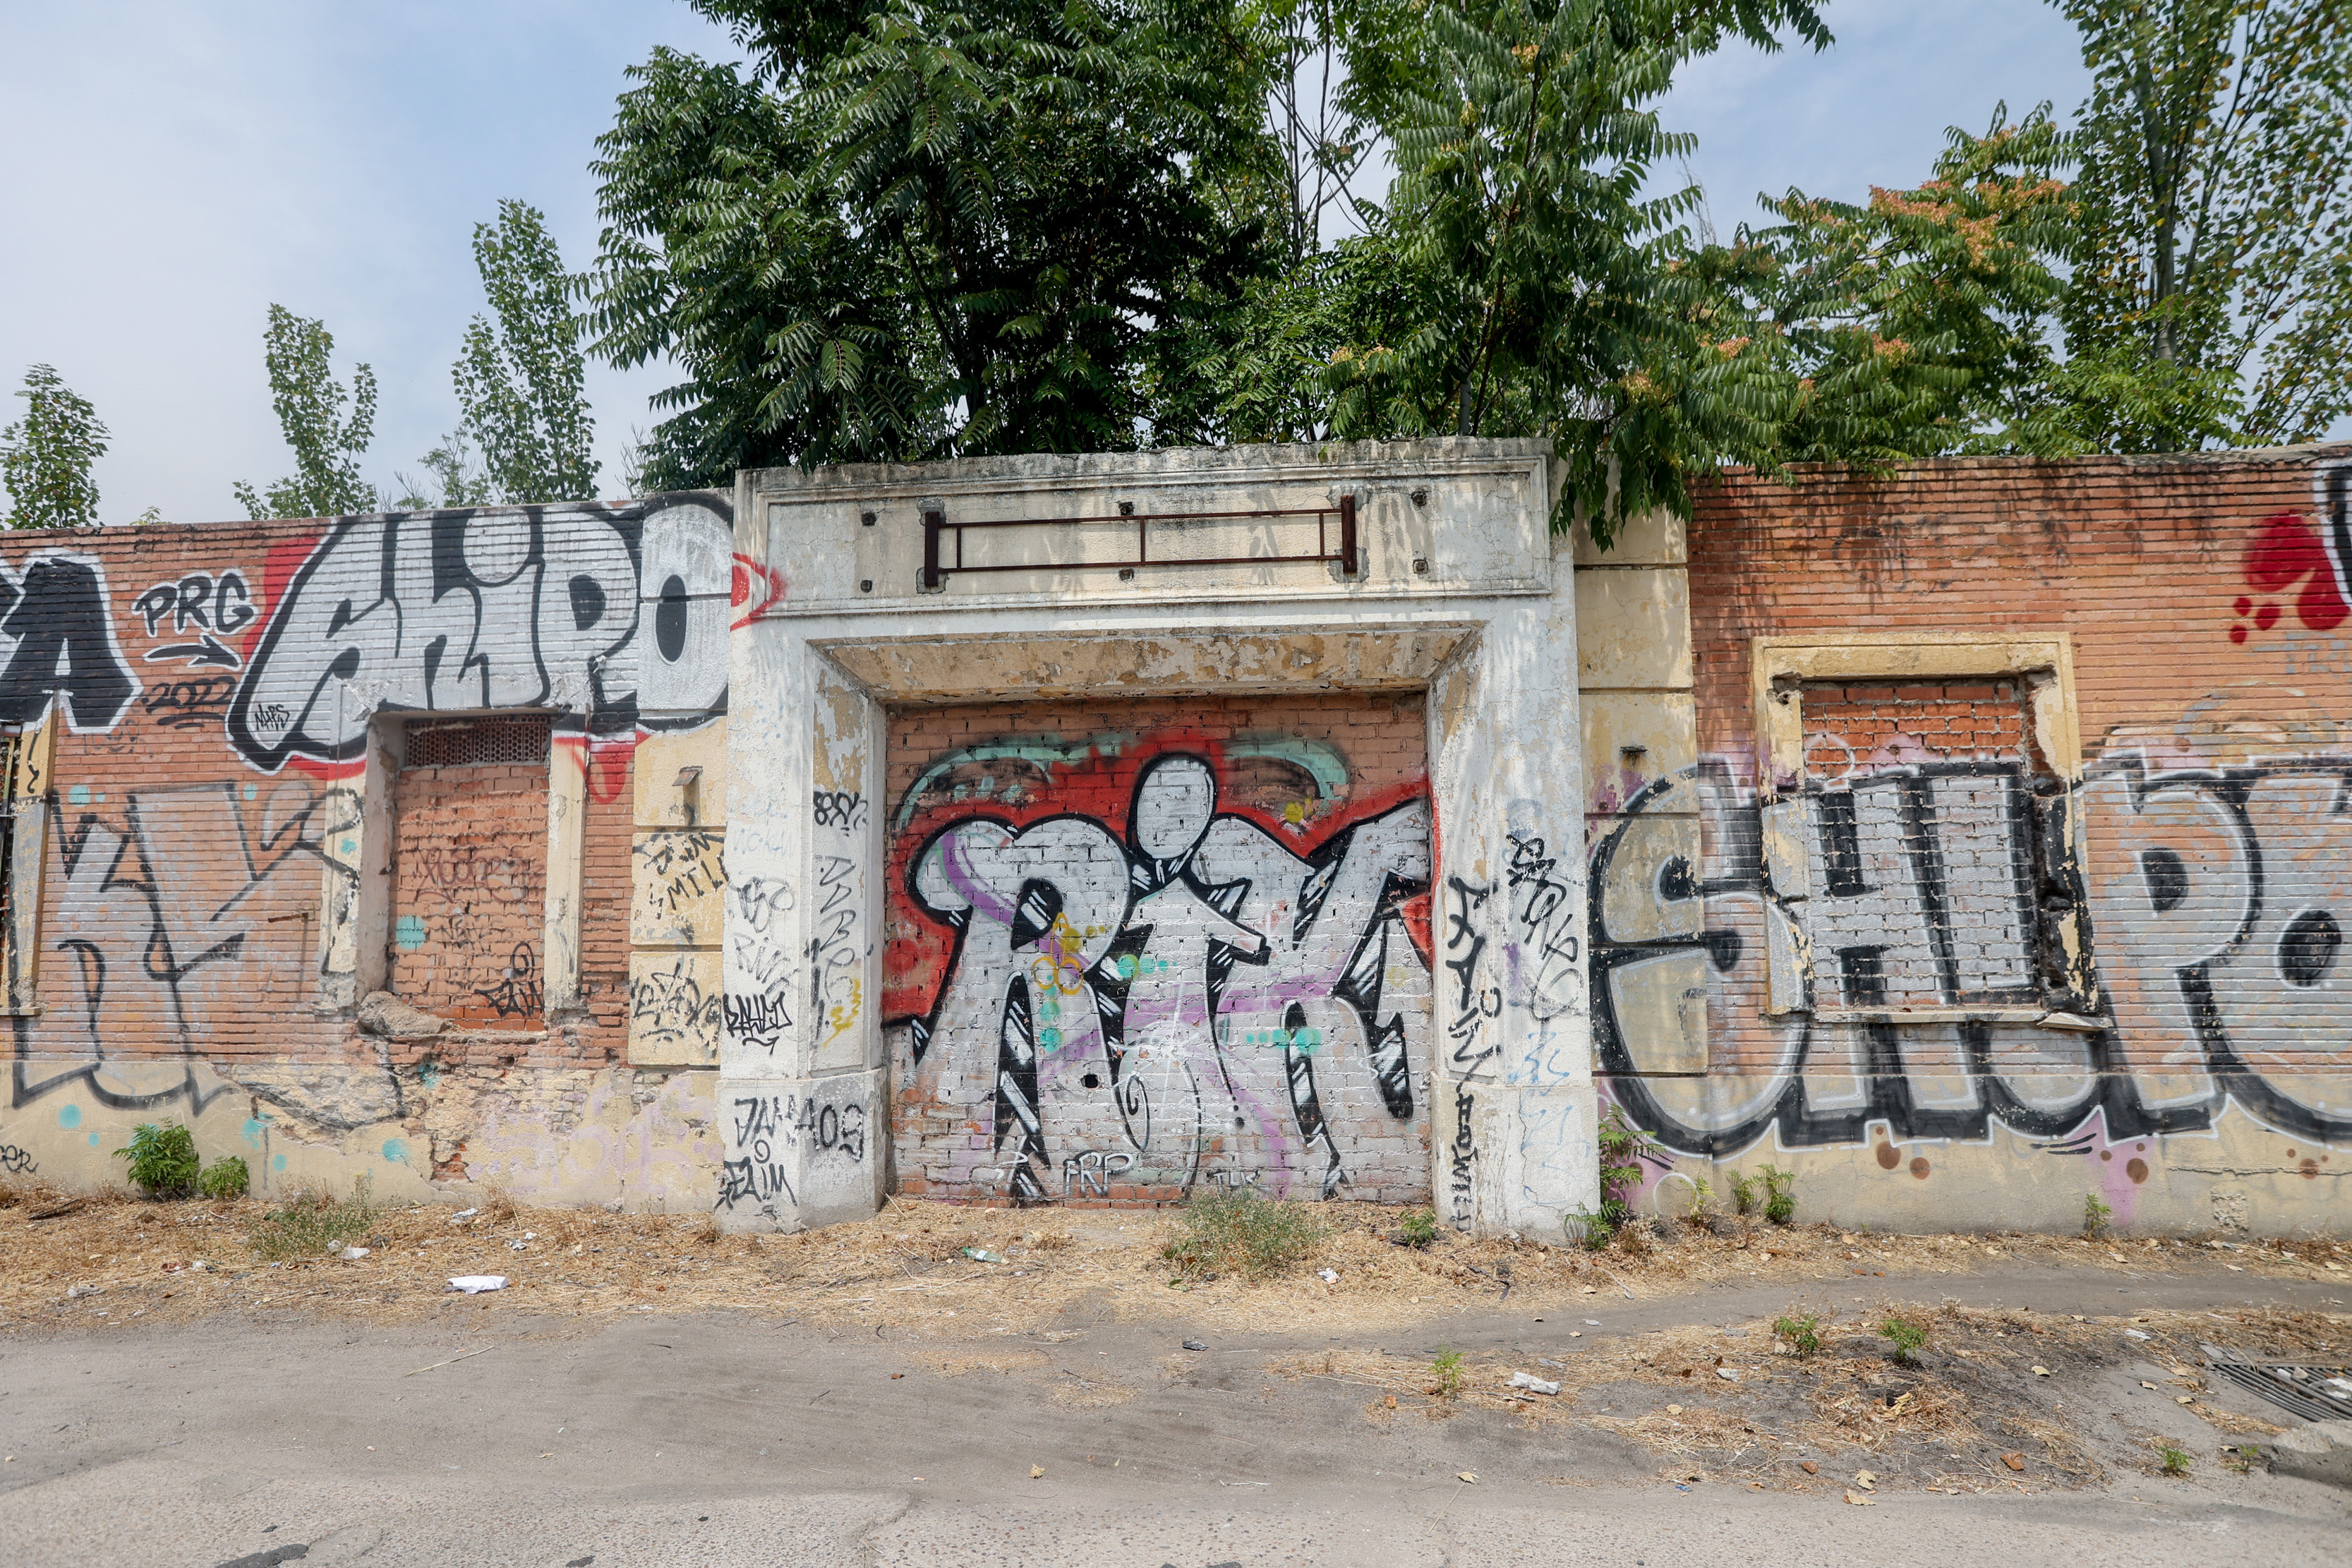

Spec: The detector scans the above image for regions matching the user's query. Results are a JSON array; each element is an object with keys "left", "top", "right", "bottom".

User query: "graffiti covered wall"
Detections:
[
  {"left": 884, "top": 693, "right": 1437, "bottom": 1205},
  {"left": 0, "top": 495, "right": 736, "bottom": 1210},
  {"left": 1591, "top": 447, "right": 2351, "bottom": 1236}
]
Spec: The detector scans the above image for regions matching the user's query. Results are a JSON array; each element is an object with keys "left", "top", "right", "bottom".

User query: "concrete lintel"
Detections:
[{"left": 817, "top": 625, "right": 1476, "bottom": 703}]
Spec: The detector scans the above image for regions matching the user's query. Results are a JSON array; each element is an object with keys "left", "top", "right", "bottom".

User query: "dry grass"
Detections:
[
  {"left": 1, "top": 1179, "right": 2344, "bottom": 1351},
  {"left": 1270, "top": 1296, "right": 2348, "bottom": 1493}
]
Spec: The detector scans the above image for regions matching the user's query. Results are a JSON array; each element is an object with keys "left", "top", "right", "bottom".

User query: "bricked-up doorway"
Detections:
[
  {"left": 883, "top": 692, "right": 1437, "bottom": 1207},
  {"left": 387, "top": 716, "right": 552, "bottom": 1028}
]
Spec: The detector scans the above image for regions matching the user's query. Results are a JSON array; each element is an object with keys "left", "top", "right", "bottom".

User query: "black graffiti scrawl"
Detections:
[{"left": 0, "top": 552, "right": 140, "bottom": 730}]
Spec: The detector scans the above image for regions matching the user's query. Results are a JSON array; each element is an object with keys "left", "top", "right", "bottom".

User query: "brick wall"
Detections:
[
  {"left": 389, "top": 758, "right": 550, "bottom": 1029},
  {"left": 0, "top": 495, "right": 731, "bottom": 1210},
  {"left": 1592, "top": 444, "right": 2351, "bottom": 1235},
  {"left": 883, "top": 691, "right": 1437, "bottom": 1206}
]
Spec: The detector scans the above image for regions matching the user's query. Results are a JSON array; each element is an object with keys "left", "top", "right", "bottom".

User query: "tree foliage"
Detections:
[
  {"left": 0, "top": 364, "right": 108, "bottom": 530},
  {"left": 233, "top": 306, "right": 380, "bottom": 521},
  {"left": 455, "top": 200, "right": 599, "bottom": 502},
  {"left": 586, "top": 0, "right": 1281, "bottom": 490},
  {"left": 2056, "top": 0, "right": 2352, "bottom": 450},
  {"left": 579, "top": 0, "right": 2351, "bottom": 532},
  {"left": 1319, "top": 0, "right": 1828, "bottom": 539},
  {"left": 1683, "top": 104, "right": 2081, "bottom": 466}
]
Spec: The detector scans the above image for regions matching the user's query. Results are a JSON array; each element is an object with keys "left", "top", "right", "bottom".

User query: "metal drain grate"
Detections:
[{"left": 2203, "top": 1346, "right": 2352, "bottom": 1423}]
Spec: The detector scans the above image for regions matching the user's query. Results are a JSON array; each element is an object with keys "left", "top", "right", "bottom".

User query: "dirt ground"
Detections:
[
  {"left": 6, "top": 1181, "right": 2346, "bottom": 1339},
  {"left": 5, "top": 1180, "right": 2346, "bottom": 1500}
]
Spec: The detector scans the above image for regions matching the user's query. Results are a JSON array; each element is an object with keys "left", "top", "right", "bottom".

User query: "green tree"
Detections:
[
  {"left": 0, "top": 364, "right": 108, "bottom": 529},
  {"left": 584, "top": 0, "right": 1281, "bottom": 489},
  {"left": 390, "top": 431, "right": 495, "bottom": 511},
  {"left": 1320, "top": 0, "right": 1829, "bottom": 541},
  {"left": 233, "top": 306, "right": 380, "bottom": 520},
  {"left": 455, "top": 200, "right": 598, "bottom": 502},
  {"left": 1687, "top": 104, "right": 2082, "bottom": 466},
  {"left": 2056, "top": 0, "right": 2352, "bottom": 450}
]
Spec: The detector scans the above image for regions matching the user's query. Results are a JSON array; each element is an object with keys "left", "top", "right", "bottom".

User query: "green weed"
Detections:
[
  {"left": 1881, "top": 1313, "right": 1930, "bottom": 1365},
  {"left": 2159, "top": 1444, "right": 2192, "bottom": 1476},
  {"left": 1162, "top": 1186, "right": 1325, "bottom": 1281},
  {"left": 115, "top": 1122, "right": 200, "bottom": 1198},
  {"left": 1569, "top": 1104, "right": 1663, "bottom": 1249},
  {"left": 246, "top": 1175, "right": 378, "bottom": 1262},
  {"left": 1773, "top": 1313, "right": 1823, "bottom": 1358},
  {"left": 1760, "top": 1164, "right": 1798, "bottom": 1225},
  {"left": 2082, "top": 1191, "right": 2113, "bottom": 1240},
  {"left": 1431, "top": 1346, "right": 1465, "bottom": 1399},
  {"left": 1397, "top": 1208, "right": 1438, "bottom": 1248},
  {"left": 1730, "top": 1171, "right": 1759, "bottom": 1217},
  {"left": 199, "top": 1156, "right": 250, "bottom": 1200}
]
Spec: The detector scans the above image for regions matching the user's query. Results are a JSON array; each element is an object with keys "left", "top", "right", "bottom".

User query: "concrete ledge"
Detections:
[{"left": 2265, "top": 1419, "right": 2352, "bottom": 1488}]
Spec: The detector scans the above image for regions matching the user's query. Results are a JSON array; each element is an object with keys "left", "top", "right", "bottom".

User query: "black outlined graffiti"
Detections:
[
  {"left": 134, "top": 570, "right": 256, "bottom": 637},
  {"left": 1590, "top": 756, "right": 2352, "bottom": 1156},
  {"left": 138, "top": 677, "right": 235, "bottom": 732},
  {"left": 0, "top": 553, "right": 140, "bottom": 730},
  {"left": 812, "top": 790, "right": 865, "bottom": 829},
  {"left": 1442, "top": 875, "right": 1502, "bottom": 1077},
  {"left": 1505, "top": 831, "right": 1582, "bottom": 1020},
  {"left": 896, "top": 747, "right": 1434, "bottom": 1202},
  {"left": 0, "top": 1140, "right": 35, "bottom": 1174},
  {"left": 16, "top": 777, "right": 363, "bottom": 1122},
  {"left": 717, "top": 1090, "right": 869, "bottom": 1213},
  {"left": 226, "top": 495, "right": 733, "bottom": 770},
  {"left": 721, "top": 991, "right": 790, "bottom": 1053},
  {"left": 629, "top": 953, "right": 722, "bottom": 1057}
]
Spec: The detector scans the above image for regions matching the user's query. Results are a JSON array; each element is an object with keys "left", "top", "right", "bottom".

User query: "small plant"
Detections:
[
  {"left": 2224, "top": 1443, "right": 2259, "bottom": 1475},
  {"left": 115, "top": 1122, "right": 200, "bottom": 1198},
  {"left": 1567, "top": 1207, "right": 1617, "bottom": 1250},
  {"left": 1681, "top": 1178, "right": 1715, "bottom": 1231},
  {"left": 1569, "top": 1105, "right": 1663, "bottom": 1249},
  {"left": 1773, "top": 1313, "right": 1823, "bottom": 1358},
  {"left": 2082, "top": 1191, "right": 2113, "bottom": 1240},
  {"left": 2159, "top": 1444, "right": 2193, "bottom": 1476},
  {"left": 1881, "top": 1313, "right": 1930, "bottom": 1365},
  {"left": 1162, "top": 1186, "right": 1326, "bottom": 1281},
  {"left": 1729, "top": 1171, "right": 1760, "bottom": 1217},
  {"left": 1760, "top": 1164, "right": 1798, "bottom": 1226},
  {"left": 247, "top": 1175, "right": 377, "bottom": 1262},
  {"left": 198, "top": 1156, "right": 249, "bottom": 1200},
  {"left": 1430, "top": 1346, "right": 1465, "bottom": 1399},
  {"left": 1397, "top": 1208, "right": 1438, "bottom": 1249},
  {"left": 481, "top": 1184, "right": 519, "bottom": 1225}
]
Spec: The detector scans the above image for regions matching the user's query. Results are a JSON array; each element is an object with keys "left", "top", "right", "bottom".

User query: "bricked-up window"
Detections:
[
  {"left": 1792, "top": 680, "right": 2060, "bottom": 1013},
  {"left": 405, "top": 715, "right": 552, "bottom": 768},
  {"left": 387, "top": 716, "right": 552, "bottom": 1029}
]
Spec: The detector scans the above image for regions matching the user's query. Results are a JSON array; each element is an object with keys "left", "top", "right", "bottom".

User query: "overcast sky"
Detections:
[{"left": 0, "top": 1, "right": 2096, "bottom": 526}]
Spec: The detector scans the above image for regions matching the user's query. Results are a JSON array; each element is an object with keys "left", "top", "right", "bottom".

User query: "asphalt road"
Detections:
[{"left": 2, "top": 1269, "right": 2344, "bottom": 1567}]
